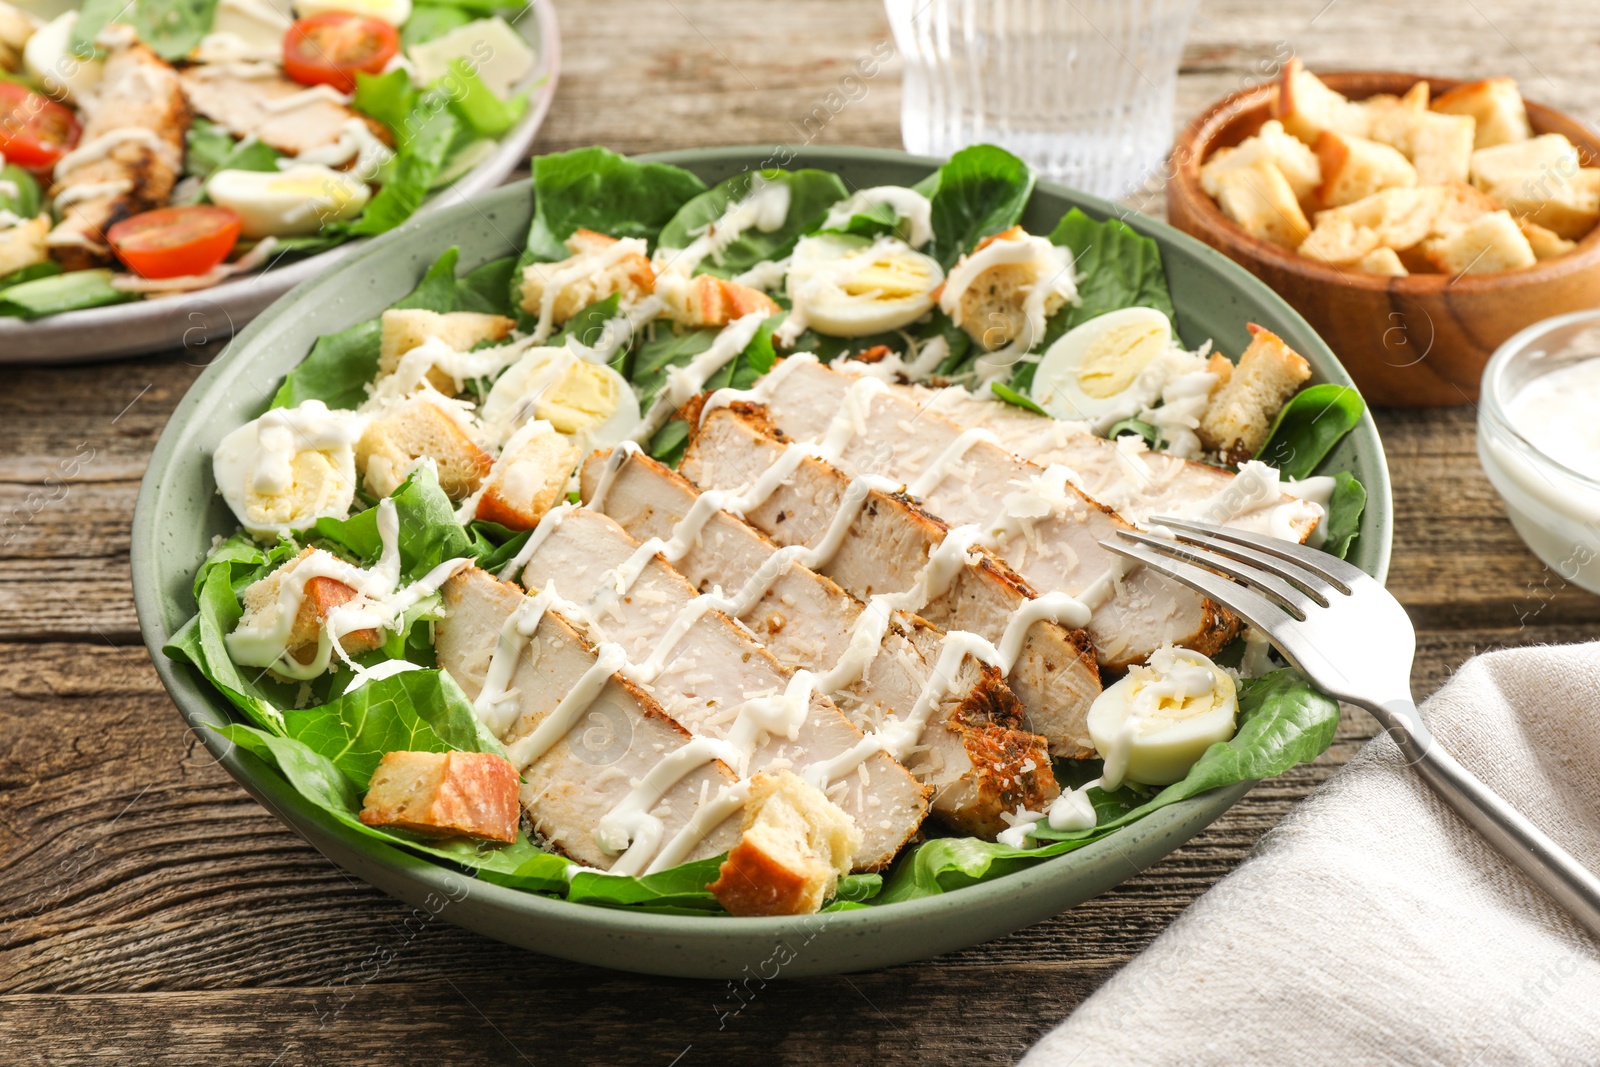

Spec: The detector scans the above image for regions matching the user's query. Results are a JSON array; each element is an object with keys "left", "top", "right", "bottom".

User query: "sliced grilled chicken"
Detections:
[
  {"left": 735, "top": 358, "right": 1241, "bottom": 669},
  {"left": 684, "top": 405, "right": 1104, "bottom": 758},
  {"left": 437, "top": 568, "right": 742, "bottom": 871},
  {"left": 579, "top": 446, "right": 1060, "bottom": 836},
  {"left": 872, "top": 372, "right": 1321, "bottom": 541},
  {"left": 511, "top": 507, "right": 931, "bottom": 869},
  {"left": 47, "top": 44, "right": 189, "bottom": 270},
  {"left": 179, "top": 67, "right": 391, "bottom": 158}
]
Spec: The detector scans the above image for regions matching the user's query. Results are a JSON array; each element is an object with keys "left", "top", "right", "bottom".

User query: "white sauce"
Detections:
[
  {"left": 654, "top": 175, "right": 792, "bottom": 278},
  {"left": 821, "top": 186, "right": 935, "bottom": 248},
  {"left": 1504, "top": 358, "right": 1600, "bottom": 481},
  {"left": 628, "top": 312, "right": 768, "bottom": 443}
]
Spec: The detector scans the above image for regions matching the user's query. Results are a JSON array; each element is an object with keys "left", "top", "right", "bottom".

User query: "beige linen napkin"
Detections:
[{"left": 1023, "top": 644, "right": 1600, "bottom": 1066}]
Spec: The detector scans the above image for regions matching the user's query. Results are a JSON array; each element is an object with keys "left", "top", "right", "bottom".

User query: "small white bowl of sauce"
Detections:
[{"left": 1479, "top": 310, "right": 1600, "bottom": 593}]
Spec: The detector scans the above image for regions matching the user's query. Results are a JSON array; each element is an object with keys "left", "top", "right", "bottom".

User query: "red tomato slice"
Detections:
[
  {"left": 283, "top": 13, "right": 401, "bottom": 93},
  {"left": 107, "top": 206, "right": 243, "bottom": 279},
  {"left": 0, "top": 81, "right": 82, "bottom": 170}
]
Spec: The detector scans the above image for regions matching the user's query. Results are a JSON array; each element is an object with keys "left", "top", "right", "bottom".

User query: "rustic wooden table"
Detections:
[{"left": 5, "top": 1, "right": 1597, "bottom": 1062}]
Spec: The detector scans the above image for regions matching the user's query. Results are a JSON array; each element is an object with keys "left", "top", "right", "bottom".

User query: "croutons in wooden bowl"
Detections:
[{"left": 1168, "top": 69, "right": 1600, "bottom": 406}]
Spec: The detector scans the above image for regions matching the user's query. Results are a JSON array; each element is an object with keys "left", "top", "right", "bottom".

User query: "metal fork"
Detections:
[{"left": 1104, "top": 516, "right": 1600, "bottom": 941}]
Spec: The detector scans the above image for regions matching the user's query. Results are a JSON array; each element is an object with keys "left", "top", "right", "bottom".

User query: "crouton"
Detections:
[
  {"left": 1469, "top": 134, "right": 1582, "bottom": 193},
  {"left": 518, "top": 228, "right": 655, "bottom": 330},
  {"left": 1198, "top": 324, "right": 1312, "bottom": 463},
  {"left": 708, "top": 770, "right": 860, "bottom": 917},
  {"left": 1200, "top": 119, "right": 1323, "bottom": 205},
  {"left": 1273, "top": 57, "right": 1371, "bottom": 144},
  {"left": 1432, "top": 78, "right": 1532, "bottom": 149},
  {"left": 1205, "top": 351, "right": 1234, "bottom": 391},
  {"left": 356, "top": 399, "right": 493, "bottom": 500},
  {"left": 360, "top": 750, "right": 521, "bottom": 844},
  {"left": 1366, "top": 105, "right": 1475, "bottom": 185},
  {"left": 1520, "top": 219, "right": 1577, "bottom": 260},
  {"left": 472, "top": 422, "right": 580, "bottom": 530},
  {"left": 1481, "top": 167, "right": 1600, "bottom": 241},
  {"left": 1209, "top": 158, "right": 1311, "bottom": 249},
  {"left": 1356, "top": 246, "right": 1408, "bottom": 275},
  {"left": 0, "top": 214, "right": 48, "bottom": 277},
  {"left": 239, "top": 548, "right": 382, "bottom": 670},
  {"left": 938, "top": 226, "right": 1076, "bottom": 352},
  {"left": 1422, "top": 209, "right": 1537, "bottom": 274},
  {"left": 1297, "top": 186, "right": 1445, "bottom": 264},
  {"left": 1431, "top": 181, "right": 1503, "bottom": 233},
  {"left": 378, "top": 309, "right": 516, "bottom": 393},
  {"left": 1313, "top": 131, "right": 1418, "bottom": 208},
  {"left": 660, "top": 273, "right": 781, "bottom": 328},
  {"left": 0, "top": 2, "right": 38, "bottom": 74}
]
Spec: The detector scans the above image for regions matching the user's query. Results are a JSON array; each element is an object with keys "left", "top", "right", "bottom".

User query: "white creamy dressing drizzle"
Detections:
[
  {"left": 528, "top": 236, "right": 650, "bottom": 342},
  {"left": 654, "top": 176, "right": 792, "bottom": 278},
  {"left": 0, "top": 210, "right": 24, "bottom": 229},
  {"left": 730, "top": 255, "right": 791, "bottom": 292},
  {"left": 262, "top": 84, "right": 353, "bottom": 113},
  {"left": 54, "top": 128, "right": 181, "bottom": 183},
  {"left": 226, "top": 499, "right": 471, "bottom": 679},
  {"left": 820, "top": 186, "right": 935, "bottom": 248},
  {"left": 938, "top": 233, "right": 1077, "bottom": 377},
  {"left": 628, "top": 312, "right": 768, "bottom": 443},
  {"left": 110, "top": 236, "right": 282, "bottom": 294},
  {"left": 250, "top": 399, "right": 364, "bottom": 494},
  {"left": 190, "top": 59, "right": 282, "bottom": 80},
  {"left": 53, "top": 180, "right": 133, "bottom": 210},
  {"left": 1189, "top": 461, "right": 1324, "bottom": 544},
  {"left": 294, "top": 118, "right": 394, "bottom": 179},
  {"left": 1095, "top": 651, "right": 1220, "bottom": 791},
  {"left": 774, "top": 234, "right": 940, "bottom": 347}
]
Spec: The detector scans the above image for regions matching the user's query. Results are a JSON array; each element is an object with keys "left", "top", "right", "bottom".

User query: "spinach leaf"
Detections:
[
  {"left": 552, "top": 293, "right": 624, "bottom": 353},
  {"left": 0, "top": 269, "right": 139, "bottom": 319},
  {"left": 466, "top": 520, "right": 533, "bottom": 575},
  {"left": 349, "top": 107, "right": 459, "bottom": 236},
  {"left": 1255, "top": 383, "right": 1366, "bottom": 480},
  {"left": 186, "top": 119, "right": 282, "bottom": 183},
  {"left": 630, "top": 327, "right": 717, "bottom": 412},
  {"left": 990, "top": 381, "right": 1047, "bottom": 415},
  {"left": 0, "top": 164, "right": 40, "bottom": 218},
  {"left": 271, "top": 247, "right": 462, "bottom": 410},
  {"left": 77, "top": 0, "right": 219, "bottom": 60},
  {"left": 879, "top": 668, "right": 1339, "bottom": 901},
  {"left": 1106, "top": 417, "right": 1162, "bottom": 448},
  {"left": 312, "top": 465, "right": 475, "bottom": 583},
  {"left": 1321, "top": 470, "right": 1366, "bottom": 560},
  {"left": 923, "top": 144, "right": 1035, "bottom": 270},
  {"left": 1039, "top": 206, "right": 1175, "bottom": 349},
  {"left": 656, "top": 168, "right": 849, "bottom": 274},
  {"left": 525, "top": 147, "right": 708, "bottom": 262}
]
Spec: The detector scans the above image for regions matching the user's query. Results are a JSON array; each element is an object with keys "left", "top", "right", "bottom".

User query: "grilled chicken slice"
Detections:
[
  {"left": 739, "top": 358, "right": 1241, "bottom": 670},
  {"left": 512, "top": 507, "right": 931, "bottom": 869},
  {"left": 47, "top": 44, "right": 189, "bottom": 270},
  {"left": 437, "top": 568, "right": 742, "bottom": 871},
  {"left": 684, "top": 405, "right": 1105, "bottom": 758},
  {"left": 179, "top": 67, "right": 391, "bottom": 158},
  {"left": 579, "top": 447, "right": 1060, "bottom": 836},
  {"left": 878, "top": 372, "right": 1321, "bottom": 541}
]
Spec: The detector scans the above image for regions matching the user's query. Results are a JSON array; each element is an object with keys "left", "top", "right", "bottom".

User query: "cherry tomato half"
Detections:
[
  {"left": 283, "top": 13, "right": 401, "bottom": 93},
  {"left": 0, "top": 82, "right": 81, "bottom": 170},
  {"left": 107, "top": 206, "right": 242, "bottom": 279}
]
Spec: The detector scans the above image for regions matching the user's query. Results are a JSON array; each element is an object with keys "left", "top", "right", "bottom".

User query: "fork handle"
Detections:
[{"left": 1373, "top": 699, "right": 1600, "bottom": 942}]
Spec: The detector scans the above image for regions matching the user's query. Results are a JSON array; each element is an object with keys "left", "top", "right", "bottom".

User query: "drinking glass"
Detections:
[{"left": 885, "top": 0, "right": 1201, "bottom": 199}]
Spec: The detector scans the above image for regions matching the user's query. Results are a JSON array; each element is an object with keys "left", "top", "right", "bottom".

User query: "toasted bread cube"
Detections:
[
  {"left": 662, "top": 273, "right": 781, "bottom": 328},
  {"left": 942, "top": 227, "right": 1075, "bottom": 352},
  {"left": 1422, "top": 209, "right": 1537, "bottom": 274},
  {"left": 378, "top": 309, "right": 516, "bottom": 393},
  {"left": 1210, "top": 159, "right": 1311, "bottom": 249},
  {"left": 1520, "top": 219, "right": 1578, "bottom": 260},
  {"left": 518, "top": 228, "right": 655, "bottom": 326},
  {"left": 1198, "top": 324, "right": 1313, "bottom": 463},
  {"left": 473, "top": 422, "right": 580, "bottom": 530},
  {"left": 1356, "top": 246, "right": 1408, "bottom": 275},
  {"left": 1367, "top": 106, "right": 1475, "bottom": 185},
  {"left": 356, "top": 399, "right": 493, "bottom": 500},
  {"left": 1273, "top": 57, "right": 1371, "bottom": 144},
  {"left": 1433, "top": 78, "right": 1532, "bottom": 149},
  {"left": 0, "top": 214, "right": 47, "bottom": 277},
  {"left": 239, "top": 548, "right": 382, "bottom": 670},
  {"left": 1205, "top": 351, "right": 1234, "bottom": 391},
  {"left": 1298, "top": 186, "right": 1445, "bottom": 264},
  {"left": 1200, "top": 119, "right": 1322, "bottom": 205},
  {"left": 1482, "top": 167, "right": 1600, "bottom": 240},
  {"left": 708, "top": 770, "right": 861, "bottom": 917},
  {"left": 1470, "top": 134, "right": 1581, "bottom": 193},
  {"left": 360, "top": 750, "right": 521, "bottom": 844},
  {"left": 1313, "top": 131, "right": 1418, "bottom": 208},
  {"left": 1430, "top": 181, "right": 1502, "bottom": 233}
]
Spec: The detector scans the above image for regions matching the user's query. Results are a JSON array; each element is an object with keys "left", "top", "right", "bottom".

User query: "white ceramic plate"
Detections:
[{"left": 0, "top": 0, "right": 559, "bottom": 364}]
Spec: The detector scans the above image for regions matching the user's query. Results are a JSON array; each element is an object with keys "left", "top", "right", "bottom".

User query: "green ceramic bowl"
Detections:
[{"left": 131, "top": 147, "right": 1393, "bottom": 979}]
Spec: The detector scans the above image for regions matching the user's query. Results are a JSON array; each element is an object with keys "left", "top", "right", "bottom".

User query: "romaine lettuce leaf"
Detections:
[
  {"left": 185, "top": 118, "right": 282, "bottom": 183},
  {"left": 76, "top": 0, "right": 218, "bottom": 60},
  {"left": 0, "top": 164, "right": 40, "bottom": 218},
  {"left": 656, "top": 168, "right": 849, "bottom": 275},
  {"left": 525, "top": 147, "right": 708, "bottom": 262},
  {"left": 312, "top": 465, "right": 475, "bottom": 582},
  {"left": 349, "top": 107, "right": 460, "bottom": 236},
  {"left": 0, "top": 269, "right": 140, "bottom": 319}
]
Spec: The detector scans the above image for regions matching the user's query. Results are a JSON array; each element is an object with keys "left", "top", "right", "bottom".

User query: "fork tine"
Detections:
[
  {"left": 1101, "top": 537, "right": 1299, "bottom": 637},
  {"left": 1150, "top": 516, "right": 1366, "bottom": 594},
  {"left": 1148, "top": 524, "right": 1335, "bottom": 605},
  {"left": 1116, "top": 530, "right": 1316, "bottom": 619}
]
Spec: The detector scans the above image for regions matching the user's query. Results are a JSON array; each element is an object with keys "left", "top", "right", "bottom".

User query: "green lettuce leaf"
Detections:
[
  {"left": 453, "top": 255, "right": 519, "bottom": 316},
  {"left": 525, "top": 147, "right": 708, "bottom": 262},
  {"left": 0, "top": 262, "right": 62, "bottom": 292},
  {"left": 270, "top": 247, "right": 462, "bottom": 410},
  {"left": 349, "top": 107, "right": 460, "bottom": 236},
  {"left": 186, "top": 118, "right": 282, "bottom": 183},
  {"left": 440, "top": 57, "right": 521, "bottom": 137},
  {"left": 990, "top": 381, "right": 1047, "bottom": 415},
  {"left": 312, "top": 465, "right": 474, "bottom": 582},
  {"left": 402, "top": 2, "right": 474, "bottom": 48},
  {"left": 0, "top": 269, "right": 140, "bottom": 319},
  {"left": 656, "top": 168, "right": 850, "bottom": 275},
  {"left": 1322, "top": 469, "right": 1366, "bottom": 560},
  {"left": 77, "top": 0, "right": 218, "bottom": 60},
  {"left": 1255, "top": 383, "right": 1367, "bottom": 480},
  {"left": 0, "top": 164, "right": 40, "bottom": 218},
  {"left": 922, "top": 144, "right": 1035, "bottom": 270},
  {"left": 879, "top": 668, "right": 1339, "bottom": 902},
  {"left": 352, "top": 69, "right": 419, "bottom": 141}
]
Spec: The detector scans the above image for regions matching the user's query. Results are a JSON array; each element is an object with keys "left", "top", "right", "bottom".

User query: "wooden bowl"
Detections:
[{"left": 1167, "top": 71, "right": 1600, "bottom": 406}]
